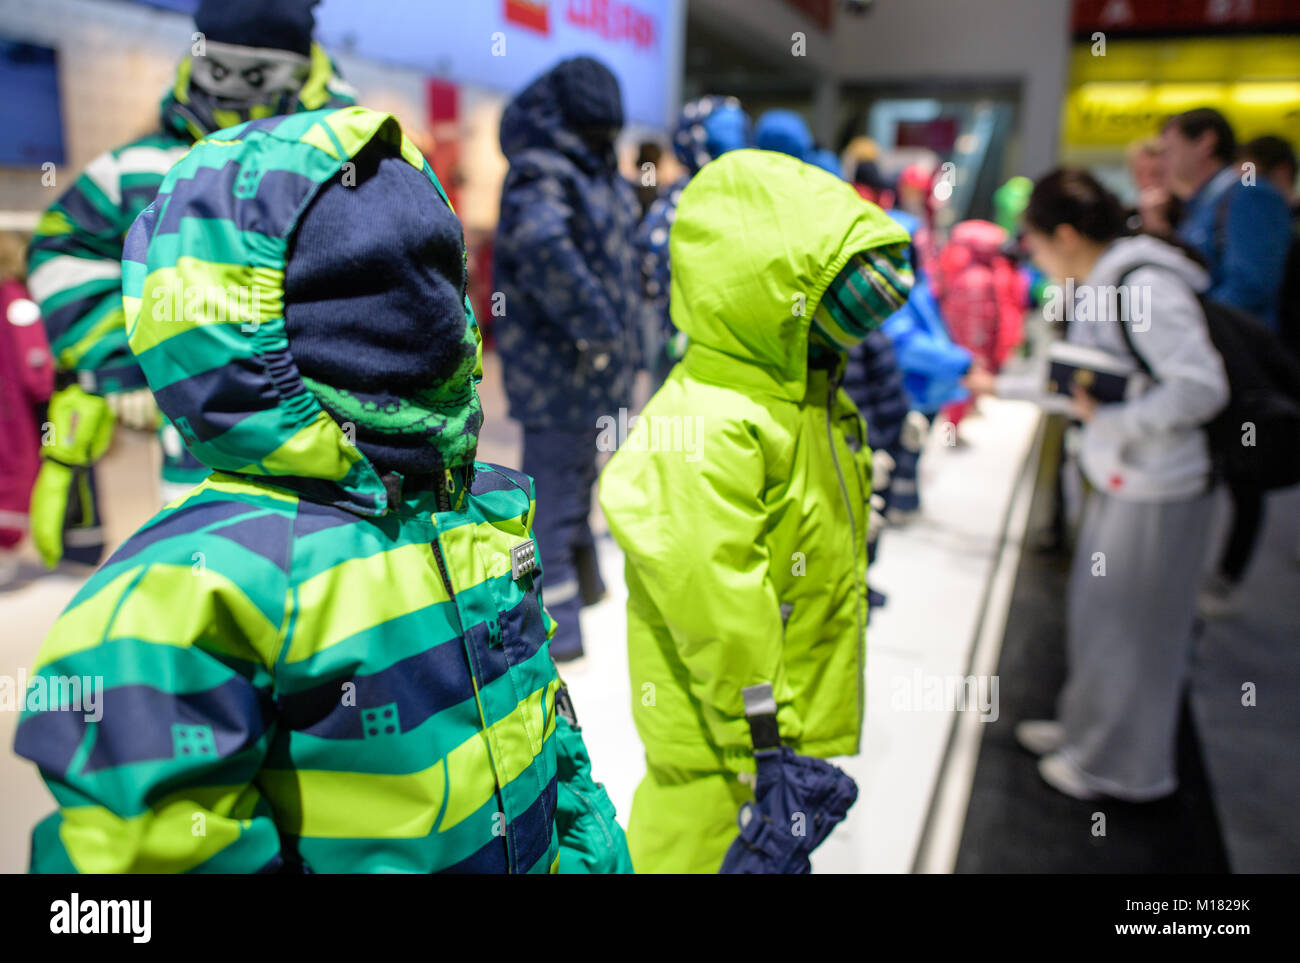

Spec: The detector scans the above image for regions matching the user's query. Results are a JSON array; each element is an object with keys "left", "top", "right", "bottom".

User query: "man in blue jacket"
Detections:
[
  {"left": 493, "top": 57, "right": 642, "bottom": 661},
  {"left": 1164, "top": 107, "right": 1291, "bottom": 326},
  {"left": 1164, "top": 108, "right": 1292, "bottom": 615}
]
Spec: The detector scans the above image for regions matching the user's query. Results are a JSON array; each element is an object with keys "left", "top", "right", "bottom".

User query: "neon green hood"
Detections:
[{"left": 668, "top": 148, "right": 910, "bottom": 400}]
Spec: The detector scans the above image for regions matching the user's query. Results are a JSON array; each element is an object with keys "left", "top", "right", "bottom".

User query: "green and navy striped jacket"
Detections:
[
  {"left": 15, "top": 107, "right": 628, "bottom": 874},
  {"left": 26, "top": 44, "right": 354, "bottom": 392}
]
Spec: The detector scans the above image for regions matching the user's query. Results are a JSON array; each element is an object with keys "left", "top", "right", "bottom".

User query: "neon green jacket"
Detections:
[{"left": 598, "top": 149, "right": 910, "bottom": 775}]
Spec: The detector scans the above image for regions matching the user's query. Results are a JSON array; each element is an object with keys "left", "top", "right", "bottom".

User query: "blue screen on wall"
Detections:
[
  {"left": 126, "top": 0, "right": 199, "bottom": 12},
  {"left": 0, "top": 40, "right": 65, "bottom": 166}
]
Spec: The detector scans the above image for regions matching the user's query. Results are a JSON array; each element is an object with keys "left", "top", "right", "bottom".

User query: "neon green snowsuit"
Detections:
[{"left": 598, "top": 149, "right": 911, "bottom": 873}]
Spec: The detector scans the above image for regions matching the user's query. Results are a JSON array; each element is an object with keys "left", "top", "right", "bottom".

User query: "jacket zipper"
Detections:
[
  {"left": 430, "top": 476, "right": 458, "bottom": 607},
  {"left": 429, "top": 474, "right": 516, "bottom": 872},
  {"left": 825, "top": 368, "right": 866, "bottom": 732}
]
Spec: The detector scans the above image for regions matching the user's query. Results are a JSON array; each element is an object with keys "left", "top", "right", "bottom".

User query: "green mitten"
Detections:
[{"left": 31, "top": 385, "right": 115, "bottom": 568}]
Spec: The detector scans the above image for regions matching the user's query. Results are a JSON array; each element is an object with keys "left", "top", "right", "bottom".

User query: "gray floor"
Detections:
[
  {"left": 957, "top": 453, "right": 1298, "bottom": 874},
  {"left": 1191, "top": 486, "right": 1300, "bottom": 872},
  {"left": 955, "top": 460, "right": 1227, "bottom": 873}
]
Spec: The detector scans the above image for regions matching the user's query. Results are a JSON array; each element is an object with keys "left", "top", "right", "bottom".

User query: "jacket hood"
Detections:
[
  {"left": 673, "top": 96, "right": 749, "bottom": 175},
  {"left": 1088, "top": 233, "right": 1211, "bottom": 292},
  {"left": 499, "top": 57, "right": 623, "bottom": 174},
  {"left": 123, "top": 107, "right": 479, "bottom": 517},
  {"left": 670, "top": 149, "right": 910, "bottom": 400},
  {"left": 160, "top": 42, "right": 357, "bottom": 143},
  {"left": 754, "top": 110, "right": 813, "bottom": 161},
  {"left": 948, "top": 219, "right": 1007, "bottom": 261}
]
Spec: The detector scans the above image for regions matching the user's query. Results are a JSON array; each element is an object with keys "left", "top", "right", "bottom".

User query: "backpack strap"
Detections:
[{"left": 1115, "top": 263, "right": 1159, "bottom": 381}]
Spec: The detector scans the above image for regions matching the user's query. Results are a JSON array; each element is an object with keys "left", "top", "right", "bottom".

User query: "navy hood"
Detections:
[{"left": 499, "top": 57, "right": 624, "bottom": 173}]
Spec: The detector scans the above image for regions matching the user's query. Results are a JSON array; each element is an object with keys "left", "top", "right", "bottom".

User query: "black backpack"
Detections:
[
  {"left": 1278, "top": 231, "right": 1300, "bottom": 361},
  {"left": 1118, "top": 263, "right": 1300, "bottom": 491}
]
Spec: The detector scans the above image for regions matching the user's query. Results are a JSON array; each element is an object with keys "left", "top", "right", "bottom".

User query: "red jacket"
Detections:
[
  {"left": 0, "top": 279, "right": 53, "bottom": 548},
  {"left": 933, "top": 219, "right": 1027, "bottom": 371}
]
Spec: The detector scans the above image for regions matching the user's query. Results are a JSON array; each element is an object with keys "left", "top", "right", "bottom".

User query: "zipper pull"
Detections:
[
  {"left": 454, "top": 469, "right": 468, "bottom": 511},
  {"left": 435, "top": 469, "right": 452, "bottom": 513}
]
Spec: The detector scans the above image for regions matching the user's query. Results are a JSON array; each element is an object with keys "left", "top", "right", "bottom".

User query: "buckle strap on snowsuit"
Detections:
[{"left": 741, "top": 682, "right": 781, "bottom": 751}]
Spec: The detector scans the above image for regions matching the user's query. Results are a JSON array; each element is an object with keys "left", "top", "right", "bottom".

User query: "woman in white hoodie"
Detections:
[{"left": 991, "top": 168, "right": 1229, "bottom": 801}]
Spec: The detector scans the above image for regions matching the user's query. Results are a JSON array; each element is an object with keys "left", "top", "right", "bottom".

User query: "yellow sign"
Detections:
[{"left": 1063, "top": 36, "right": 1300, "bottom": 151}]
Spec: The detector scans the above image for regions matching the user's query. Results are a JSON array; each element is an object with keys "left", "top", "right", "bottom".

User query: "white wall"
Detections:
[
  {"left": 828, "top": 0, "right": 1072, "bottom": 176},
  {"left": 0, "top": 0, "right": 191, "bottom": 213},
  {"left": 689, "top": 0, "right": 832, "bottom": 57},
  {"left": 0, "top": 0, "right": 462, "bottom": 217},
  {"left": 688, "top": 0, "right": 1072, "bottom": 176}
]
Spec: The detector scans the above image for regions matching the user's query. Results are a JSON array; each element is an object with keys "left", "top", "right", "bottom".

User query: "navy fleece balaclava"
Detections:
[
  {"left": 284, "top": 138, "right": 481, "bottom": 481},
  {"left": 194, "top": 0, "right": 317, "bottom": 57}
]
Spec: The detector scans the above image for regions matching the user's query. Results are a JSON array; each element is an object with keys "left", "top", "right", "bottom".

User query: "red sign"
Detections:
[
  {"left": 425, "top": 79, "right": 461, "bottom": 211},
  {"left": 896, "top": 118, "right": 960, "bottom": 154},
  {"left": 505, "top": 0, "right": 551, "bottom": 35},
  {"left": 565, "top": 0, "right": 657, "bottom": 50},
  {"left": 1073, "top": 0, "right": 1299, "bottom": 34},
  {"left": 427, "top": 78, "right": 459, "bottom": 125},
  {"left": 782, "top": 0, "right": 833, "bottom": 30}
]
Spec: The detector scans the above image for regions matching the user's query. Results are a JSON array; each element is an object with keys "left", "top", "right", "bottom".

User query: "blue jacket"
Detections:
[
  {"left": 879, "top": 209, "right": 971, "bottom": 413},
  {"left": 493, "top": 59, "right": 643, "bottom": 427},
  {"left": 1177, "top": 165, "right": 1291, "bottom": 326},
  {"left": 881, "top": 283, "right": 972, "bottom": 415}
]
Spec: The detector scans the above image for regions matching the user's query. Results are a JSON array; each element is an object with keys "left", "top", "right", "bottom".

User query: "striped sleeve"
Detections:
[
  {"left": 13, "top": 496, "right": 292, "bottom": 873},
  {"left": 27, "top": 137, "right": 187, "bottom": 376}
]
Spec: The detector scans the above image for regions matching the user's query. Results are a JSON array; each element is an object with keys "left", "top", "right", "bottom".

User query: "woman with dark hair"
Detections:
[{"left": 989, "top": 167, "right": 1229, "bottom": 801}]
